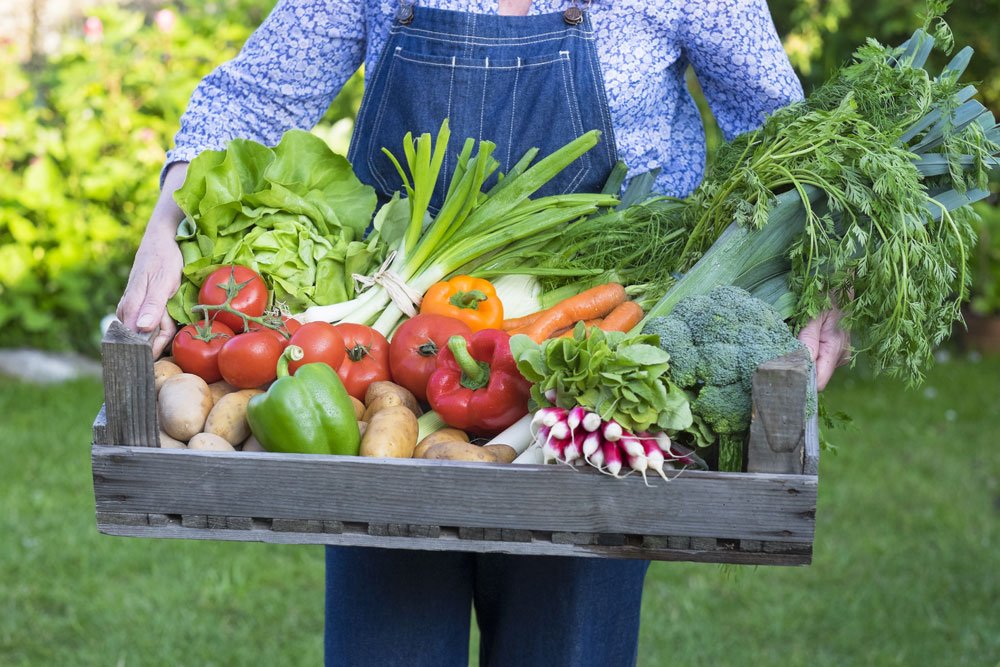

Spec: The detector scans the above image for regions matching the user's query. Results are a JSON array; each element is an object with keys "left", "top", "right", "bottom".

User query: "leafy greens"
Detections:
[{"left": 168, "top": 130, "right": 380, "bottom": 322}]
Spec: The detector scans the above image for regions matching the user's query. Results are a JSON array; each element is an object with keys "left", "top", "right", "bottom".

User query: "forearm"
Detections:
[{"left": 147, "top": 162, "right": 188, "bottom": 241}]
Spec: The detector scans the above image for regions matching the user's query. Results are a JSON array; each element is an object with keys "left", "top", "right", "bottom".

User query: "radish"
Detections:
[
  {"left": 543, "top": 435, "right": 570, "bottom": 463},
  {"left": 619, "top": 435, "right": 645, "bottom": 459},
  {"left": 581, "top": 431, "right": 602, "bottom": 461},
  {"left": 549, "top": 420, "right": 570, "bottom": 441},
  {"left": 566, "top": 405, "right": 587, "bottom": 431},
  {"left": 626, "top": 451, "right": 650, "bottom": 486},
  {"left": 602, "top": 420, "right": 623, "bottom": 442},
  {"left": 531, "top": 407, "right": 565, "bottom": 431},
  {"left": 641, "top": 436, "right": 671, "bottom": 481},
  {"left": 543, "top": 388, "right": 557, "bottom": 403},
  {"left": 589, "top": 443, "right": 605, "bottom": 469},
  {"left": 581, "top": 411, "right": 602, "bottom": 433},
  {"left": 562, "top": 429, "right": 586, "bottom": 464},
  {"left": 602, "top": 440, "right": 623, "bottom": 477}
]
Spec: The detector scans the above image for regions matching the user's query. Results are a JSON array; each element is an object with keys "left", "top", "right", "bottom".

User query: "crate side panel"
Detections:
[{"left": 92, "top": 447, "right": 816, "bottom": 542}]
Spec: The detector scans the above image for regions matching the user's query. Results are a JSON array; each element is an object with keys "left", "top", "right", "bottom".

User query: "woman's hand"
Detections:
[
  {"left": 797, "top": 308, "right": 851, "bottom": 391},
  {"left": 116, "top": 163, "right": 188, "bottom": 358}
]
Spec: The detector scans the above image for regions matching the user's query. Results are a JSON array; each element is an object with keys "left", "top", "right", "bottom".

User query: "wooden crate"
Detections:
[{"left": 93, "top": 321, "right": 819, "bottom": 565}]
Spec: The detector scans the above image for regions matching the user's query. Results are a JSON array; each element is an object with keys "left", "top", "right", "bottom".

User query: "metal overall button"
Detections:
[
  {"left": 396, "top": 0, "right": 414, "bottom": 25},
  {"left": 563, "top": 0, "right": 591, "bottom": 25}
]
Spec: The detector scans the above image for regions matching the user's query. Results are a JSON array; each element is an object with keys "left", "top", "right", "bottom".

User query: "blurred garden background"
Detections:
[{"left": 1, "top": 1, "right": 997, "bottom": 665}]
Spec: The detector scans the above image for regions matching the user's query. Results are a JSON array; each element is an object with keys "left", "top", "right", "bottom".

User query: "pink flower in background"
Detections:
[
  {"left": 138, "top": 128, "right": 156, "bottom": 143},
  {"left": 84, "top": 16, "right": 103, "bottom": 43},
  {"left": 154, "top": 9, "right": 177, "bottom": 34}
]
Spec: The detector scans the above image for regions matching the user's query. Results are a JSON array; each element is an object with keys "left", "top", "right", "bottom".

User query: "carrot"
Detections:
[
  {"left": 502, "top": 312, "right": 544, "bottom": 330},
  {"left": 554, "top": 318, "right": 604, "bottom": 339},
  {"left": 522, "top": 283, "right": 626, "bottom": 342},
  {"left": 597, "top": 301, "right": 644, "bottom": 333}
]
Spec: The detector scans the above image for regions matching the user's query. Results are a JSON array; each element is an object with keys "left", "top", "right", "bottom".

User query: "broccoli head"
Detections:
[{"left": 641, "top": 286, "right": 807, "bottom": 469}]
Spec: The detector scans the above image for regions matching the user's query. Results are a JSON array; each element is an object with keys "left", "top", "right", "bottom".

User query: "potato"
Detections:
[
  {"left": 208, "top": 380, "right": 239, "bottom": 405},
  {"left": 205, "top": 389, "right": 262, "bottom": 445},
  {"left": 412, "top": 428, "right": 469, "bottom": 458},
  {"left": 350, "top": 396, "right": 366, "bottom": 421},
  {"left": 158, "top": 373, "right": 213, "bottom": 441},
  {"left": 188, "top": 432, "right": 236, "bottom": 451},
  {"left": 360, "top": 405, "right": 418, "bottom": 458},
  {"left": 483, "top": 444, "right": 518, "bottom": 464},
  {"left": 158, "top": 430, "right": 187, "bottom": 449},
  {"left": 362, "top": 381, "right": 421, "bottom": 421},
  {"left": 420, "top": 441, "right": 498, "bottom": 463},
  {"left": 241, "top": 434, "right": 266, "bottom": 452},
  {"left": 154, "top": 359, "right": 183, "bottom": 392},
  {"left": 357, "top": 421, "right": 368, "bottom": 439}
]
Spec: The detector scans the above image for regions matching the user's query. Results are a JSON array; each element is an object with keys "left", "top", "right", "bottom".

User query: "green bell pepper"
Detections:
[{"left": 246, "top": 345, "right": 361, "bottom": 456}]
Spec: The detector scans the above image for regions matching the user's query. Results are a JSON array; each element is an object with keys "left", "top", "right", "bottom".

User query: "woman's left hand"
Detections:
[{"left": 797, "top": 309, "right": 851, "bottom": 391}]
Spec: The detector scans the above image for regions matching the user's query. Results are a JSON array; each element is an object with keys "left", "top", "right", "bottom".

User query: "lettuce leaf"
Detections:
[{"left": 167, "top": 131, "right": 379, "bottom": 322}]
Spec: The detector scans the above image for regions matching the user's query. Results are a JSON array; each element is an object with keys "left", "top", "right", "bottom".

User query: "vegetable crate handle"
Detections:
[{"left": 98, "top": 320, "right": 159, "bottom": 447}]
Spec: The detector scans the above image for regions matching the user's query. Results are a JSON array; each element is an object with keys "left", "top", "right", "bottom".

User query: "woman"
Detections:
[{"left": 118, "top": 1, "right": 849, "bottom": 664}]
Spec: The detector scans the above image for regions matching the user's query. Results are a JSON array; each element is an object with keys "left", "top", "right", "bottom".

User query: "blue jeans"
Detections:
[{"left": 325, "top": 547, "right": 649, "bottom": 666}]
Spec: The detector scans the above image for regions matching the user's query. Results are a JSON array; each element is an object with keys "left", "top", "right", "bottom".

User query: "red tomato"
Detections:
[
  {"left": 198, "top": 265, "right": 269, "bottom": 332},
  {"left": 287, "top": 322, "right": 346, "bottom": 374},
  {"left": 249, "top": 316, "right": 302, "bottom": 345},
  {"left": 389, "top": 314, "right": 472, "bottom": 402},
  {"left": 217, "top": 331, "right": 285, "bottom": 389},
  {"left": 333, "top": 323, "right": 391, "bottom": 401},
  {"left": 170, "top": 320, "right": 234, "bottom": 383}
]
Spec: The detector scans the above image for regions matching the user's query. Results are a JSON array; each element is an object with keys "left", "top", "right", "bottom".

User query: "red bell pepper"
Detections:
[{"left": 426, "top": 329, "right": 531, "bottom": 436}]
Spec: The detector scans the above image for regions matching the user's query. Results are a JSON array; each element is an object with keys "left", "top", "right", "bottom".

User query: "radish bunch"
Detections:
[{"left": 529, "top": 406, "right": 706, "bottom": 482}]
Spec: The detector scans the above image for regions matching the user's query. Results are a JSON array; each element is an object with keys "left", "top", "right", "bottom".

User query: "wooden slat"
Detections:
[
  {"left": 94, "top": 521, "right": 811, "bottom": 566},
  {"left": 100, "top": 321, "right": 158, "bottom": 447},
  {"left": 747, "top": 348, "right": 811, "bottom": 475},
  {"left": 93, "top": 405, "right": 108, "bottom": 445},
  {"left": 92, "top": 446, "right": 816, "bottom": 543}
]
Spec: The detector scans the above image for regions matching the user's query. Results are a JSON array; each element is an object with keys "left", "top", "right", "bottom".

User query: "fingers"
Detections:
[
  {"left": 796, "top": 318, "right": 821, "bottom": 364},
  {"left": 117, "top": 272, "right": 148, "bottom": 330},
  {"left": 151, "top": 310, "right": 177, "bottom": 359},
  {"left": 814, "top": 346, "right": 839, "bottom": 391}
]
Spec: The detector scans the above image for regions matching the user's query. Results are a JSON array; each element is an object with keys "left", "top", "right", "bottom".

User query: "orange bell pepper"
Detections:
[{"left": 420, "top": 276, "right": 503, "bottom": 331}]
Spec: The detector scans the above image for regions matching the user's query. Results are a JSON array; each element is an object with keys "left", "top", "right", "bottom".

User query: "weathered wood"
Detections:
[
  {"left": 100, "top": 321, "right": 158, "bottom": 447},
  {"left": 407, "top": 525, "right": 441, "bottom": 539},
  {"left": 747, "top": 348, "right": 812, "bottom": 475},
  {"left": 552, "top": 532, "right": 595, "bottom": 545},
  {"left": 91, "top": 446, "right": 816, "bottom": 543},
  {"left": 690, "top": 537, "right": 718, "bottom": 551},
  {"left": 95, "top": 511, "right": 148, "bottom": 526},
  {"left": 667, "top": 536, "right": 691, "bottom": 550},
  {"left": 739, "top": 540, "right": 763, "bottom": 552},
  {"left": 181, "top": 515, "right": 207, "bottom": 529},
  {"left": 93, "top": 405, "right": 108, "bottom": 445},
  {"left": 458, "top": 527, "right": 485, "bottom": 540},
  {"left": 501, "top": 529, "right": 532, "bottom": 543},
  {"left": 94, "top": 521, "right": 811, "bottom": 566},
  {"left": 273, "top": 518, "right": 323, "bottom": 533}
]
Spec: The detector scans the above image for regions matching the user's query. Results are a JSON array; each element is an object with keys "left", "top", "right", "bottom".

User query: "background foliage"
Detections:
[{"left": 0, "top": 1, "right": 996, "bottom": 354}]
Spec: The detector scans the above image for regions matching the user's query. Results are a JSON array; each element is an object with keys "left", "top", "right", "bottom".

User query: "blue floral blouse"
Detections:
[{"left": 167, "top": 0, "right": 803, "bottom": 197}]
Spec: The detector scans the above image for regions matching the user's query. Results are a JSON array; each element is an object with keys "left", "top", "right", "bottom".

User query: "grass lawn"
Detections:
[{"left": 1, "top": 354, "right": 997, "bottom": 666}]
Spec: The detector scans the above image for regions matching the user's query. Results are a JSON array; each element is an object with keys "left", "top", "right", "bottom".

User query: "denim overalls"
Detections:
[
  {"left": 348, "top": 5, "right": 619, "bottom": 208},
  {"left": 328, "top": 6, "right": 648, "bottom": 667}
]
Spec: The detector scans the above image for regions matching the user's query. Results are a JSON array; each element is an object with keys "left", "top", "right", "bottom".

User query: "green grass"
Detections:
[{"left": 1, "top": 355, "right": 997, "bottom": 666}]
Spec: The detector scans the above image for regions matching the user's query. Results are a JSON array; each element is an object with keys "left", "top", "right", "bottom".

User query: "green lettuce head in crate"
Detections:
[{"left": 167, "top": 130, "right": 380, "bottom": 323}]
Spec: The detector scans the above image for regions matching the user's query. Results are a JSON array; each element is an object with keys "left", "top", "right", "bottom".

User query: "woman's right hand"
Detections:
[{"left": 116, "top": 163, "right": 189, "bottom": 357}]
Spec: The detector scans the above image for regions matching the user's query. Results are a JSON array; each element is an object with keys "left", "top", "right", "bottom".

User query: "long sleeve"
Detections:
[
  {"left": 680, "top": 0, "right": 803, "bottom": 140},
  {"left": 164, "top": 0, "right": 365, "bottom": 173}
]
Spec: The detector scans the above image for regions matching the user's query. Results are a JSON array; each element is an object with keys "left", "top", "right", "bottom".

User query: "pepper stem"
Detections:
[
  {"left": 277, "top": 345, "right": 305, "bottom": 378},
  {"left": 448, "top": 289, "right": 487, "bottom": 310},
  {"left": 447, "top": 335, "right": 490, "bottom": 390}
]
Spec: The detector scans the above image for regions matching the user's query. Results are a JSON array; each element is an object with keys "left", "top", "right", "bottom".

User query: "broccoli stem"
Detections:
[{"left": 718, "top": 433, "right": 746, "bottom": 473}]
